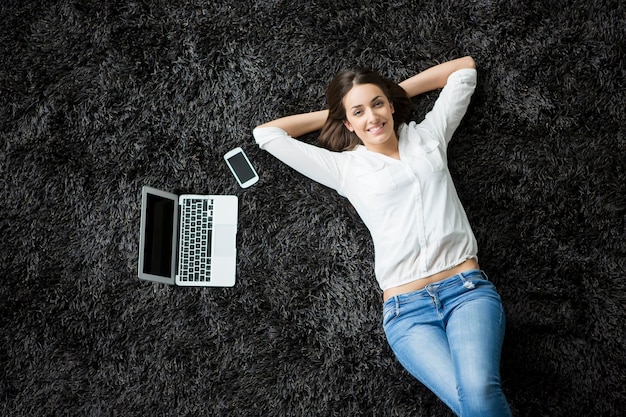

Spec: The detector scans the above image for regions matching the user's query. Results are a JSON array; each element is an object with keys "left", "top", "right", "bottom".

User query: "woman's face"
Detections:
[{"left": 342, "top": 83, "right": 396, "bottom": 151}]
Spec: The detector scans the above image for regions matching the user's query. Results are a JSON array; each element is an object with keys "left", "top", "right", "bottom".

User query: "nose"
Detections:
[{"left": 366, "top": 108, "right": 379, "bottom": 123}]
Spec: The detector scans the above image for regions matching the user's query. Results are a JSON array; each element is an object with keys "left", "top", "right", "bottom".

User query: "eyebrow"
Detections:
[{"left": 350, "top": 95, "right": 383, "bottom": 110}]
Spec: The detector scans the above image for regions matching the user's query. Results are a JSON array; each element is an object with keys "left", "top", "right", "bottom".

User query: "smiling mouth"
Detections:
[{"left": 368, "top": 123, "right": 386, "bottom": 134}]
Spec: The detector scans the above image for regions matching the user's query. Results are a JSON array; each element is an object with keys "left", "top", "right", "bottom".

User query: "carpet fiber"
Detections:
[{"left": 1, "top": 1, "right": 625, "bottom": 416}]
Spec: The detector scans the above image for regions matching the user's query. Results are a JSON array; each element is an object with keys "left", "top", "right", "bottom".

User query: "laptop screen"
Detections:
[{"left": 142, "top": 193, "right": 175, "bottom": 277}]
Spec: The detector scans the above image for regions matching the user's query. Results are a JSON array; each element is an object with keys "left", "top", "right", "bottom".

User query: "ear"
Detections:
[
  {"left": 343, "top": 120, "right": 354, "bottom": 132},
  {"left": 390, "top": 102, "right": 395, "bottom": 114}
]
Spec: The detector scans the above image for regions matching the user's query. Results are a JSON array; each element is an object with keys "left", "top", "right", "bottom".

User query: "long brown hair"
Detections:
[{"left": 319, "top": 69, "right": 411, "bottom": 151}]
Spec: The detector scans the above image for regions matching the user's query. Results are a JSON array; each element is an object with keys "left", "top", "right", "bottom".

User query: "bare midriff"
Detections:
[{"left": 382, "top": 258, "right": 480, "bottom": 302}]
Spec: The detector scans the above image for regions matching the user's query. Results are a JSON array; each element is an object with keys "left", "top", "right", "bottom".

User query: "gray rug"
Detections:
[{"left": 1, "top": 1, "right": 624, "bottom": 416}]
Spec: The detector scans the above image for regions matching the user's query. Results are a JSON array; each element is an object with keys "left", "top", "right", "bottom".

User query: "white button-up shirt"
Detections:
[{"left": 254, "top": 68, "right": 478, "bottom": 291}]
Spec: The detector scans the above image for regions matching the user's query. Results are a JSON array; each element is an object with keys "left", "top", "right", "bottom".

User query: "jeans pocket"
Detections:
[
  {"left": 461, "top": 270, "right": 493, "bottom": 290},
  {"left": 382, "top": 302, "right": 399, "bottom": 327}
]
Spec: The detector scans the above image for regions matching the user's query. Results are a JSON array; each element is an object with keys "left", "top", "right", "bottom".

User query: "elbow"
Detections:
[
  {"left": 464, "top": 56, "right": 476, "bottom": 70},
  {"left": 255, "top": 122, "right": 271, "bottom": 130}
]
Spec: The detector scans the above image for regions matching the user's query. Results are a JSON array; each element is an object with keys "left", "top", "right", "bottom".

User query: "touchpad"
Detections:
[{"left": 212, "top": 225, "right": 236, "bottom": 257}]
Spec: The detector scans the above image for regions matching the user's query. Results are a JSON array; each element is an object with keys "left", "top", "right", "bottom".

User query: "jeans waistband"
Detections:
[{"left": 383, "top": 269, "right": 488, "bottom": 306}]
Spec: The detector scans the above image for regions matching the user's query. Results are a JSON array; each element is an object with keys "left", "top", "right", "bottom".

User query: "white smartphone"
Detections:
[{"left": 224, "top": 147, "right": 259, "bottom": 188}]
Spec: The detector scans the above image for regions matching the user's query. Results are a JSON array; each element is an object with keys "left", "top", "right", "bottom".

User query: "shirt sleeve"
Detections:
[
  {"left": 418, "top": 68, "right": 477, "bottom": 147},
  {"left": 252, "top": 126, "right": 345, "bottom": 192}
]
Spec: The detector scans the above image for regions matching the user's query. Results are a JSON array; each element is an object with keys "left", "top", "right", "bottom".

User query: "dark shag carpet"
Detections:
[{"left": 1, "top": 1, "right": 625, "bottom": 416}]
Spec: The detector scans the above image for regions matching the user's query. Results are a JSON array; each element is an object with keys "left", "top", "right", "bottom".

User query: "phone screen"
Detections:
[{"left": 227, "top": 151, "right": 256, "bottom": 183}]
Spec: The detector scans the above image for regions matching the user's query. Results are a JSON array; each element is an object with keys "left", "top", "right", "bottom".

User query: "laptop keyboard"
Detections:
[{"left": 179, "top": 198, "right": 213, "bottom": 282}]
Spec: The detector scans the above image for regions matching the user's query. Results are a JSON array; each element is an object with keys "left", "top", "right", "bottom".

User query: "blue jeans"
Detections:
[{"left": 383, "top": 270, "right": 512, "bottom": 417}]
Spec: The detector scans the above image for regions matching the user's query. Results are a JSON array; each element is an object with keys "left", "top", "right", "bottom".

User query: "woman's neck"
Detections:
[{"left": 364, "top": 138, "right": 400, "bottom": 160}]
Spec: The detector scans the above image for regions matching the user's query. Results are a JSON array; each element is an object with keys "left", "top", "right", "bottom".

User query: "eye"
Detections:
[
  {"left": 374, "top": 100, "right": 384, "bottom": 107},
  {"left": 353, "top": 109, "right": 363, "bottom": 117}
]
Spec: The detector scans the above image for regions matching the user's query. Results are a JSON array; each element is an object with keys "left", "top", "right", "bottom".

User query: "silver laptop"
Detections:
[{"left": 138, "top": 186, "right": 238, "bottom": 287}]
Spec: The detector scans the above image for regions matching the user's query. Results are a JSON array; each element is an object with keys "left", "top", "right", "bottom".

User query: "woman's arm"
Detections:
[
  {"left": 253, "top": 105, "right": 338, "bottom": 189},
  {"left": 399, "top": 56, "right": 476, "bottom": 98},
  {"left": 253, "top": 126, "right": 344, "bottom": 190},
  {"left": 255, "top": 109, "right": 329, "bottom": 138}
]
